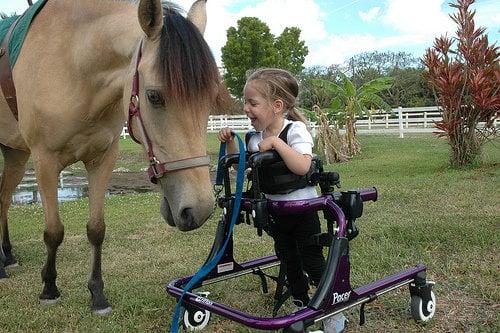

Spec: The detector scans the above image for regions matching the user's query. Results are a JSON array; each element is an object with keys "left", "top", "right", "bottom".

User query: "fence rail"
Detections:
[{"left": 121, "top": 106, "right": 498, "bottom": 139}]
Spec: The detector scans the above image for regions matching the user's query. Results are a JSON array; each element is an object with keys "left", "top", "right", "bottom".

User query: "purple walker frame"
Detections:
[{"left": 167, "top": 153, "right": 434, "bottom": 332}]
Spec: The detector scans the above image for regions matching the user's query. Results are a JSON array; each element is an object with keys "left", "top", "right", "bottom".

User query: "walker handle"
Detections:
[
  {"left": 358, "top": 187, "right": 378, "bottom": 202},
  {"left": 247, "top": 150, "right": 281, "bottom": 168}
]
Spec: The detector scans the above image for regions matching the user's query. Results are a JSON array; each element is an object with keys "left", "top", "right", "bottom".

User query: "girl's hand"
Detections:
[
  {"left": 258, "top": 137, "right": 278, "bottom": 151},
  {"left": 218, "top": 127, "right": 234, "bottom": 143}
]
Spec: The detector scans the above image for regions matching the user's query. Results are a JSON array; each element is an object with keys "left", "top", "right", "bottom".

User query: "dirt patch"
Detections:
[
  {"left": 107, "top": 171, "right": 220, "bottom": 195},
  {"left": 108, "top": 172, "right": 158, "bottom": 195}
]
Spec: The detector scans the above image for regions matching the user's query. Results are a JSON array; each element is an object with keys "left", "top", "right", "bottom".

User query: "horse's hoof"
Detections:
[
  {"left": 4, "top": 262, "right": 19, "bottom": 269},
  {"left": 40, "top": 297, "right": 60, "bottom": 306},
  {"left": 93, "top": 306, "right": 112, "bottom": 316},
  {"left": 4, "top": 256, "right": 18, "bottom": 268},
  {"left": 0, "top": 268, "right": 7, "bottom": 279}
]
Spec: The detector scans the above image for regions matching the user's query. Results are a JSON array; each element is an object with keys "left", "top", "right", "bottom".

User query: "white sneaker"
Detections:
[
  {"left": 293, "top": 299, "right": 307, "bottom": 311},
  {"left": 322, "top": 313, "right": 347, "bottom": 333}
]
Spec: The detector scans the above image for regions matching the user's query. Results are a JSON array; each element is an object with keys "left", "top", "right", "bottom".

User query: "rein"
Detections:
[{"left": 127, "top": 41, "right": 210, "bottom": 184}]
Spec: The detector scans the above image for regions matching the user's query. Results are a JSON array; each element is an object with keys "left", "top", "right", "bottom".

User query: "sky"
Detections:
[{"left": 3, "top": 0, "right": 499, "bottom": 68}]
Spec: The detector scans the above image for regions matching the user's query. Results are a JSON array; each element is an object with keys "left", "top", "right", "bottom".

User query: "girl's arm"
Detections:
[
  {"left": 217, "top": 127, "right": 239, "bottom": 154},
  {"left": 258, "top": 137, "right": 312, "bottom": 176}
]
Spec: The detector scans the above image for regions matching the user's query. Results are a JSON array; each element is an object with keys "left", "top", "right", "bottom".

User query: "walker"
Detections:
[{"left": 167, "top": 150, "right": 436, "bottom": 332}]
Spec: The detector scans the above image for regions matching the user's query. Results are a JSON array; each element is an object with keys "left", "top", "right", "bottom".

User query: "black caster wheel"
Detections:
[
  {"left": 409, "top": 284, "right": 436, "bottom": 322},
  {"left": 181, "top": 292, "right": 211, "bottom": 331}
]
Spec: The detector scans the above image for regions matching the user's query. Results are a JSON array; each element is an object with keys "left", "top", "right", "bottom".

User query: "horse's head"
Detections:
[{"left": 125, "top": 0, "right": 228, "bottom": 231}]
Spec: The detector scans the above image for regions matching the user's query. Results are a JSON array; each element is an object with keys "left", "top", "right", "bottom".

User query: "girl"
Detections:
[{"left": 218, "top": 68, "right": 346, "bottom": 333}]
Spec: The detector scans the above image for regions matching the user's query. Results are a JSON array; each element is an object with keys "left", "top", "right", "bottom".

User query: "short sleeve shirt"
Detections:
[{"left": 247, "top": 119, "right": 318, "bottom": 201}]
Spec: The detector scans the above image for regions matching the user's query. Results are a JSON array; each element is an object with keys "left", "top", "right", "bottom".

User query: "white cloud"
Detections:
[
  {"left": 359, "top": 7, "right": 380, "bottom": 23},
  {"left": 474, "top": 1, "right": 500, "bottom": 33},
  {"left": 237, "top": 0, "right": 327, "bottom": 42},
  {"left": 382, "top": 0, "right": 454, "bottom": 37},
  {"left": 305, "top": 33, "right": 425, "bottom": 67}
]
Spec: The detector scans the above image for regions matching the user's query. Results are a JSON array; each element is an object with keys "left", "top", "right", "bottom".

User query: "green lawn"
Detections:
[{"left": 0, "top": 134, "right": 498, "bottom": 332}]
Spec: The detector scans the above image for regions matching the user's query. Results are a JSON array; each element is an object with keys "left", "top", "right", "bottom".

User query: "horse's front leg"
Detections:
[
  {"left": 33, "top": 152, "right": 64, "bottom": 304},
  {"left": 83, "top": 141, "right": 118, "bottom": 315},
  {"left": 0, "top": 146, "right": 30, "bottom": 278}
]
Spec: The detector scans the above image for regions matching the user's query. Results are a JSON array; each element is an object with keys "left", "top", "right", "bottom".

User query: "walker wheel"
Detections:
[
  {"left": 410, "top": 291, "right": 436, "bottom": 322},
  {"left": 182, "top": 305, "right": 211, "bottom": 331}
]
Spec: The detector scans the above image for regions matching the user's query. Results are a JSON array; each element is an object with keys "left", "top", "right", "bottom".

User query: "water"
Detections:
[{"left": 12, "top": 170, "right": 154, "bottom": 205}]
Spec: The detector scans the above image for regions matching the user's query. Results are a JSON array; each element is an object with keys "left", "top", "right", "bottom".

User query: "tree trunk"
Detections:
[
  {"left": 345, "top": 116, "right": 360, "bottom": 157},
  {"left": 448, "top": 123, "right": 481, "bottom": 167}
]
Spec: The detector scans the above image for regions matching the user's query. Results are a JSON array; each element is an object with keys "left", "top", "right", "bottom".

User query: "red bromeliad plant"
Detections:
[{"left": 423, "top": 0, "right": 499, "bottom": 167}]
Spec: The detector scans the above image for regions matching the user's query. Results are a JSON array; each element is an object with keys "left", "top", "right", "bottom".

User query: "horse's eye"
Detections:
[{"left": 146, "top": 89, "right": 165, "bottom": 107}]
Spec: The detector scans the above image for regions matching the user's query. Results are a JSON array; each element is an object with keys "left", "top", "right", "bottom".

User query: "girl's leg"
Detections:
[
  {"left": 271, "top": 215, "right": 310, "bottom": 304},
  {"left": 295, "top": 211, "right": 325, "bottom": 286}
]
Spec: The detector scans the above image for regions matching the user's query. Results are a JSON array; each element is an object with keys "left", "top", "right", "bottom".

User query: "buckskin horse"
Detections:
[{"left": 0, "top": 0, "right": 227, "bottom": 314}]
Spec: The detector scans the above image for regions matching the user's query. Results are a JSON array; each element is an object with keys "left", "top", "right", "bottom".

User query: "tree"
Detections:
[
  {"left": 221, "top": 17, "right": 277, "bottom": 98},
  {"left": 221, "top": 18, "right": 308, "bottom": 98},
  {"left": 314, "top": 73, "right": 393, "bottom": 157},
  {"left": 346, "top": 51, "right": 434, "bottom": 107},
  {"left": 381, "top": 68, "right": 435, "bottom": 107},
  {"left": 347, "top": 51, "right": 419, "bottom": 87},
  {"left": 275, "top": 27, "right": 308, "bottom": 74},
  {"left": 298, "top": 65, "right": 343, "bottom": 111},
  {"left": 423, "top": 0, "right": 499, "bottom": 167}
]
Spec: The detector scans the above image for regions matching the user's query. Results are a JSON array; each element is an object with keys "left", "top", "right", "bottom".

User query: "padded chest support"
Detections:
[{"left": 246, "top": 123, "right": 319, "bottom": 195}]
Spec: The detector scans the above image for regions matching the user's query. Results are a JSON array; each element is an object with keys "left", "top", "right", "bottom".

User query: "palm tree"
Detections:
[{"left": 314, "top": 73, "right": 393, "bottom": 157}]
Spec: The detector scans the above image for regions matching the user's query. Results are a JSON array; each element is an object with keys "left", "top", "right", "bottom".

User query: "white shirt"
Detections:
[{"left": 247, "top": 119, "right": 318, "bottom": 201}]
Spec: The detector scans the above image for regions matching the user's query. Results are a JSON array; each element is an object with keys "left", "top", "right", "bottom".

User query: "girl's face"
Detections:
[{"left": 243, "top": 81, "right": 282, "bottom": 132}]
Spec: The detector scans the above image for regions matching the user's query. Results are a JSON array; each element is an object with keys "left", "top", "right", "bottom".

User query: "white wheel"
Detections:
[
  {"left": 410, "top": 291, "right": 436, "bottom": 322},
  {"left": 182, "top": 307, "right": 211, "bottom": 331}
]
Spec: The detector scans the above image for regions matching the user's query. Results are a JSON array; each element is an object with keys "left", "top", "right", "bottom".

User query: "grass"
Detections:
[{"left": 0, "top": 134, "right": 499, "bottom": 332}]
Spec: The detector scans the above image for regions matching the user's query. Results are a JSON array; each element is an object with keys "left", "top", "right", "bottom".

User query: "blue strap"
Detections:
[
  {"left": 214, "top": 140, "right": 227, "bottom": 186},
  {"left": 170, "top": 133, "right": 246, "bottom": 333}
]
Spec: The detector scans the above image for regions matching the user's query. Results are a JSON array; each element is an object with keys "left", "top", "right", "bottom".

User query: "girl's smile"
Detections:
[{"left": 243, "top": 81, "right": 283, "bottom": 133}]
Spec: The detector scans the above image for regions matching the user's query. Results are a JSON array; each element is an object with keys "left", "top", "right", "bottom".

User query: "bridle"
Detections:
[{"left": 127, "top": 42, "right": 210, "bottom": 184}]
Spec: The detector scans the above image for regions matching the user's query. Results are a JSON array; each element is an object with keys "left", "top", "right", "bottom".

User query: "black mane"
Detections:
[{"left": 157, "top": 3, "right": 222, "bottom": 107}]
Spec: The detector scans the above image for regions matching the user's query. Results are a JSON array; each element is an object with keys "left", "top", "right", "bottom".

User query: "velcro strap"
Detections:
[{"left": 307, "top": 233, "right": 333, "bottom": 247}]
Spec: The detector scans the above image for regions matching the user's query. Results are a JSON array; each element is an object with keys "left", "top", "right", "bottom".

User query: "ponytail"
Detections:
[{"left": 286, "top": 107, "right": 308, "bottom": 124}]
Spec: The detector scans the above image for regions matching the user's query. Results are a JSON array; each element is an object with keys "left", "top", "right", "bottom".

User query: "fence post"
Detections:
[
  {"left": 424, "top": 112, "right": 427, "bottom": 128},
  {"left": 398, "top": 107, "right": 404, "bottom": 138}
]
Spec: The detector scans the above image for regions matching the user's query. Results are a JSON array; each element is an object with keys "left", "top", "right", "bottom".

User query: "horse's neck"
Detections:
[
  {"left": 52, "top": 0, "right": 143, "bottom": 118},
  {"left": 66, "top": 0, "right": 143, "bottom": 66}
]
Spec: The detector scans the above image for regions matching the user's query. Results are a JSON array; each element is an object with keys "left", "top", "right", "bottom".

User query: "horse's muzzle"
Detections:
[{"left": 160, "top": 196, "right": 205, "bottom": 231}]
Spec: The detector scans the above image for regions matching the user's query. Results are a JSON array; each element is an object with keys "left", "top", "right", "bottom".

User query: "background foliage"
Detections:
[{"left": 221, "top": 17, "right": 308, "bottom": 98}]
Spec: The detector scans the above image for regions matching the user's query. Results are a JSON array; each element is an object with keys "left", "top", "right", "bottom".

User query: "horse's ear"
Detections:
[
  {"left": 138, "top": 0, "right": 164, "bottom": 40},
  {"left": 187, "top": 0, "right": 207, "bottom": 35}
]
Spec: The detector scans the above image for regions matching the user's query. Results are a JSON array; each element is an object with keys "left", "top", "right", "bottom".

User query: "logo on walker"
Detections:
[
  {"left": 332, "top": 291, "right": 351, "bottom": 305},
  {"left": 195, "top": 296, "right": 213, "bottom": 306}
]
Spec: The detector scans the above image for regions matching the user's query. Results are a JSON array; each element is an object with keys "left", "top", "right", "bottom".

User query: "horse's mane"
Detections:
[{"left": 157, "top": 2, "right": 229, "bottom": 110}]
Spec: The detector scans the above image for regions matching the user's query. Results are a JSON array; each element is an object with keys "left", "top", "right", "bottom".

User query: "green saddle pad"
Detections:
[{"left": 0, "top": 0, "right": 48, "bottom": 68}]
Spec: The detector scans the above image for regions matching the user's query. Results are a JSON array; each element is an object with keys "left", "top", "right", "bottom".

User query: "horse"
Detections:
[{"left": 0, "top": 0, "right": 228, "bottom": 315}]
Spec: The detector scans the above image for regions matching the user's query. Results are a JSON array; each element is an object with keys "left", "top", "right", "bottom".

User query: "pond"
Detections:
[{"left": 12, "top": 170, "right": 158, "bottom": 205}]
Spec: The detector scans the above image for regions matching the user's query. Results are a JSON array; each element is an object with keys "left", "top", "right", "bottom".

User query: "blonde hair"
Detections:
[{"left": 246, "top": 68, "right": 308, "bottom": 123}]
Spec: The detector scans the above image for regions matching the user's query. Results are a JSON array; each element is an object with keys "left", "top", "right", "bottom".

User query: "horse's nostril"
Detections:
[{"left": 181, "top": 207, "right": 195, "bottom": 224}]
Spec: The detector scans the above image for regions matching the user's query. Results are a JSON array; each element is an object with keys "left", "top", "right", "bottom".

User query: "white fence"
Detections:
[{"left": 121, "top": 106, "right": 498, "bottom": 139}]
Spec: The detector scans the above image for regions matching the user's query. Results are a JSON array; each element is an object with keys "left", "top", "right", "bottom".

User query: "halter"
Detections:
[{"left": 127, "top": 41, "right": 210, "bottom": 184}]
